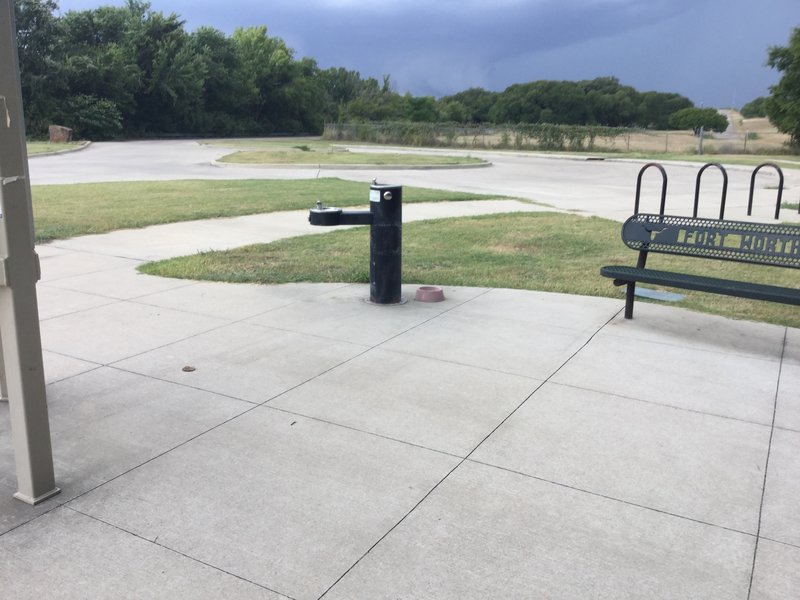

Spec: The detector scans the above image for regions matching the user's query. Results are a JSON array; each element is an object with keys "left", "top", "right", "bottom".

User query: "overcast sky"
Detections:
[{"left": 54, "top": 0, "right": 799, "bottom": 108}]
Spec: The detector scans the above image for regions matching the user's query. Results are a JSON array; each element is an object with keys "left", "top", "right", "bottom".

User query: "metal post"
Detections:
[
  {"left": 0, "top": 0, "right": 60, "bottom": 505},
  {"left": 369, "top": 183, "right": 402, "bottom": 304},
  {"left": 308, "top": 182, "right": 404, "bottom": 305}
]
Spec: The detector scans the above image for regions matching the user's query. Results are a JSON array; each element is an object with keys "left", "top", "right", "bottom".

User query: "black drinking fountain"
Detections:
[{"left": 308, "top": 180, "right": 403, "bottom": 304}]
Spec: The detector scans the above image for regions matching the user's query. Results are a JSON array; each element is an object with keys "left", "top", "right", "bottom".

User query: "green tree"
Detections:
[
  {"left": 340, "top": 76, "right": 405, "bottom": 122},
  {"left": 231, "top": 25, "right": 297, "bottom": 132},
  {"left": 318, "top": 67, "right": 364, "bottom": 122},
  {"left": 440, "top": 87, "right": 497, "bottom": 123},
  {"left": 436, "top": 99, "right": 469, "bottom": 123},
  {"left": 124, "top": 1, "right": 207, "bottom": 133},
  {"left": 637, "top": 92, "right": 693, "bottom": 129},
  {"left": 583, "top": 77, "right": 638, "bottom": 126},
  {"left": 668, "top": 107, "right": 729, "bottom": 135},
  {"left": 13, "top": 0, "right": 65, "bottom": 135},
  {"left": 60, "top": 6, "right": 141, "bottom": 126},
  {"left": 405, "top": 95, "right": 438, "bottom": 122},
  {"left": 279, "top": 57, "right": 327, "bottom": 133},
  {"left": 765, "top": 26, "right": 800, "bottom": 147},
  {"left": 189, "top": 27, "right": 251, "bottom": 134},
  {"left": 740, "top": 96, "right": 768, "bottom": 118},
  {"left": 58, "top": 94, "right": 123, "bottom": 139}
]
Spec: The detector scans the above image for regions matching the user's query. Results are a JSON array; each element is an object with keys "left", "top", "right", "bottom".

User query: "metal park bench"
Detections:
[{"left": 601, "top": 162, "right": 800, "bottom": 319}]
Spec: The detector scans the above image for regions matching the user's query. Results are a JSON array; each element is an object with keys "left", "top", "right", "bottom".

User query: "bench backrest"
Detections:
[{"left": 622, "top": 214, "right": 800, "bottom": 269}]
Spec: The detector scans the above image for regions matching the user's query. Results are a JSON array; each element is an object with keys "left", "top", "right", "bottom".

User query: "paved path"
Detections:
[
  {"left": 29, "top": 140, "right": 800, "bottom": 222},
  {"left": 0, "top": 140, "right": 797, "bottom": 598}
]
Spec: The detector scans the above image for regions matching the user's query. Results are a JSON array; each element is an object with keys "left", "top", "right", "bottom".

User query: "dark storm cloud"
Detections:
[{"left": 56, "top": 0, "right": 800, "bottom": 106}]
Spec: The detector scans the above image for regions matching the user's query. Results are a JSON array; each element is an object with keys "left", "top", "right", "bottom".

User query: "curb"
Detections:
[
  {"left": 211, "top": 160, "right": 492, "bottom": 171},
  {"left": 28, "top": 141, "right": 92, "bottom": 158}
]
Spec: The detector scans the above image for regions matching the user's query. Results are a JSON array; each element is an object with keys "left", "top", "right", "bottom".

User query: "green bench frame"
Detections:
[{"left": 601, "top": 162, "right": 800, "bottom": 319}]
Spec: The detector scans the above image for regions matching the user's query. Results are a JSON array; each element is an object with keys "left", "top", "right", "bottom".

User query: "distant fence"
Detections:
[{"left": 323, "top": 122, "right": 789, "bottom": 156}]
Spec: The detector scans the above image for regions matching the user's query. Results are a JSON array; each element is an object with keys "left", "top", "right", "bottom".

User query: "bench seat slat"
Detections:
[{"left": 600, "top": 265, "right": 800, "bottom": 306}]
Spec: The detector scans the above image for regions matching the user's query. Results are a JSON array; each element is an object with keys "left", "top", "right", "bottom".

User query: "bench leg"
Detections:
[
  {"left": 624, "top": 282, "right": 636, "bottom": 319},
  {"left": 623, "top": 250, "right": 648, "bottom": 320}
]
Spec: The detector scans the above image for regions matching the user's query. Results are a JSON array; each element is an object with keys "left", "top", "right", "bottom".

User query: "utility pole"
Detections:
[{"left": 0, "top": 0, "right": 60, "bottom": 505}]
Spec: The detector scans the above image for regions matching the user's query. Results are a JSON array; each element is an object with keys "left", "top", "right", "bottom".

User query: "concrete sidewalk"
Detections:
[{"left": 1, "top": 208, "right": 799, "bottom": 598}]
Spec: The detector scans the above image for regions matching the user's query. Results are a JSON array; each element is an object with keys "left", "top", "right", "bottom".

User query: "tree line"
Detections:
[{"left": 15, "top": 0, "right": 731, "bottom": 140}]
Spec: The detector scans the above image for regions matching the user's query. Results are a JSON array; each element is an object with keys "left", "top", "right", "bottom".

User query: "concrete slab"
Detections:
[
  {"left": 472, "top": 382, "right": 769, "bottom": 533},
  {"left": 0, "top": 481, "right": 53, "bottom": 534},
  {"left": 43, "top": 267, "right": 193, "bottom": 300},
  {"left": 113, "top": 321, "right": 370, "bottom": 403},
  {"left": 324, "top": 460, "right": 755, "bottom": 599},
  {"left": 552, "top": 332, "right": 781, "bottom": 424},
  {"left": 776, "top": 328, "right": 800, "bottom": 432},
  {"left": 382, "top": 310, "right": 602, "bottom": 379},
  {"left": 0, "top": 508, "right": 283, "bottom": 599},
  {"left": 37, "top": 250, "right": 140, "bottom": 282},
  {"left": 136, "top": 281, "right": 349, "bottom": 321},
  {"left": 750, "top": 539, "right": 800, "bottom": 600},
  {"left": 600, "top": 303, "right": 787, "bottom": 361},
  {"left": 40, "top": 300, "right": 230, "bottom": 364},
  {"left": 760, "top": 428, "right": 800, "bottom": 547},
  {"left": 246, "top": 284, "right": 486, "bottom": 346},
  {"left": 1, "top": 367, "right": 250, "bottom": 533},
  {"left": 271, "top": 348, "right": 541, "bottom": 456},
  {"left": 68, "top": 408, "right": 460, "bottom": 600},
  {"left": 49, "top": 368, "right": 249, "bottom": 489},
  {"left": 42, "top": 350, "right": 101, "bottom": 384},
  {"left": 452, "top": 287, "right": 622, "bottom": 327},
  {"left": 37, "top": 285, "right": 117, "bottom": 319}
]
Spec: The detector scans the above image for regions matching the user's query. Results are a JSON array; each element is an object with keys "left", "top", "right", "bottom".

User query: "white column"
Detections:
[{"left": 0, "top": 0, "right": 60, "bottom": 505}]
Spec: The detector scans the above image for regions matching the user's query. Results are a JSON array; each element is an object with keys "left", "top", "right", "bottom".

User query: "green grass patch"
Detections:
[
  {"left": 218, "top": 149, "right": 485, "bottom": 166},
  {"left": 31, "top": 178, "right": 501, "bottom": 243},
  {"left": 204, "top": 137, "right": 484, "bottom": 166},
  {"left": 140, "top": 212, "right": 800, "bottom": 328}
]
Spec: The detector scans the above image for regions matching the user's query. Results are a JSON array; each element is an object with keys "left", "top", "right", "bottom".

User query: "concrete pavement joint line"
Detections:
[
  {"left": 746, "top": 327, "right": 787, "bottom": 600},
  {"left": 62, "top": 506, "right": 295, "bottom": 599},
  {"left": 371, "top": 346, "right": 552, "bottom": 383},
  {"left": 264, "top": 405, "right": 465, "bottom": 461},
  {"left": 256, "top": 288, "right": 496, "bottom": 410},
  {"left": 38, "top": 296, "right": 127, "bottom": 323},
  {"left": 597, "top": 330, "right": 786, "bottom": 364},
  {"left": 756, "top": 535, "right": 800, "bottom": 551},
  {"left": 464, "top": 459, "right": 758, "bottom": 539},
  {"left": 57, "top": 402, "right": 267, "bottom": 516},
  {"left": 16, "top": 287, "right": 494, "bottom": 597},
  {"left": 102, "top": 311, "right": 289, "bottom": 369},
  {"left": 0, "top": 500, "right": 66, "bottom": 539},
  {"left": 318, "top": 305, "right": 624, "bottom": 598},
  {"left": 775, "top": 423, "right": 800, "bottom": 435},
  {"left": 106, "top": 365, "right": 261, "bottom": 407},
  {"left": 75, "top": 288, "right": 496, "bottom": 531},
  {"left": 43, "top": 244, "right": 149, "bottom": 260},
  {"left": 45, "top": 362, "right": 106, "bottom": 387},
  {"left": 463, "top": 307, "right": 624, "bottom": 463},
  {"left": 128, "top": 281, "right": 356, "bottom": 321},
  {"left": 317, "top": 459, "right": 465, "bottom": 599},
  {"left": 549, "top": 380, "right": 777, "bottom": 429},
  {"left": 378, "top": 346, "right": 546, "bottom": 381}
]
